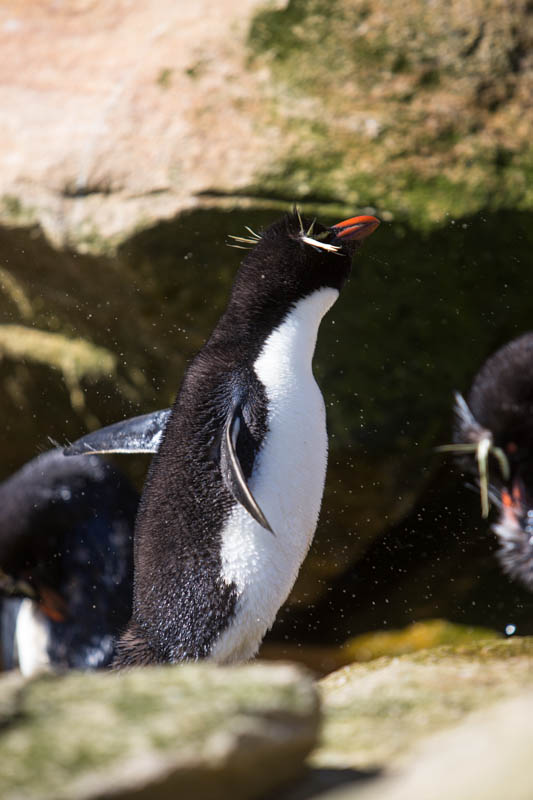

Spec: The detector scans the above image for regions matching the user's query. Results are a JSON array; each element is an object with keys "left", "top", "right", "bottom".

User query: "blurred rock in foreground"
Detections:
[
  {"left": 316, "top": 637, "right": 533, "bottom": 771},
  {"left": 276, "top": 637, "right": 533, "bottom": 799},
  {"left": 0, "top": 663, "right": 319, "bottom": 800},
  {"left": 325, "top": 692, "right": 533, "bottom": 800},
  {"left": 3, "top": 639, "right": 533, "bottom": 800}
]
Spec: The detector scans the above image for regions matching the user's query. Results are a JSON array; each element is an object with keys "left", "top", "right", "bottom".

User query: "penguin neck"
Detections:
[
  {"left": 252, "top": 287, "right": 339, "bottom": 380},
  {"left": 209, "top": 286, "right": 340, "bottom": 664},
  {"left": 210, "top": 286, "right": 339, "bottom": 372}
]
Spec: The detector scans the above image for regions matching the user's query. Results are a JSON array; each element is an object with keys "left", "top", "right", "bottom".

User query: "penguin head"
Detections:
[
  {"left": 471, "top": 333, "right": 533, "bottom": 590},
  {"left": 449, "top": 334, "right": 533, "bottom": 517},
  {"left": 448, "top": 333, "right": 533, "bottom": 589},
  {"left": 227, "top": 210, "right": 379, "bottom": 319}
]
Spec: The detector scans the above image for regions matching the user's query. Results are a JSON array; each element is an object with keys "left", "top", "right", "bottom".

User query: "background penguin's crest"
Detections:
[{"left": 438, "top": 391, "right": 510, "bottom": 518}]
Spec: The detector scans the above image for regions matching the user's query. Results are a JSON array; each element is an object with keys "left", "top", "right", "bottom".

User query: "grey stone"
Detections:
[
  {"left": 273, "top": 638, "right": 533, "bottom": 800},
  {"left": 316, "top": 637, "right": 533, "bottom": 771},
  {"left": 320, "top": 692, "right": 533, "bottom": 800},
  {"left": 0, "top": 661, "right": 319, "bottom": 800}
]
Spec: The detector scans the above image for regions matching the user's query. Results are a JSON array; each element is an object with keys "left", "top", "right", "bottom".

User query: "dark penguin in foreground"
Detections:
[
  {"left": 0, "top": 449, "right": 137, "bottom": 674},
  {"left": 67, "top": 211, "right": 380, "bottom": 665},
  {"left": 444, "top": 333, "right": 533, "bottom": 590}
]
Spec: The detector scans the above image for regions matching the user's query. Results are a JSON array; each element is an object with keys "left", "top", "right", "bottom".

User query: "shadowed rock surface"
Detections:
[{"left": 260, "top": 619, "right": 501, "bottom": 674}]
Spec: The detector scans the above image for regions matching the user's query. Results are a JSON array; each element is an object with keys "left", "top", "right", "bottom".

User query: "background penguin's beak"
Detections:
[
  {"left": 502, "top": 479, "right": 527, "bottom": 523},
  {"left": 331, "top": 214, "right": 380, "bottom": 241}
]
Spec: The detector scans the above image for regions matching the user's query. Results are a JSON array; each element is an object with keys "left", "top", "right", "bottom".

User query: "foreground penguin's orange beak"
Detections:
[{"left": 331, "top": 215, "right": 380, "bottom": 241}]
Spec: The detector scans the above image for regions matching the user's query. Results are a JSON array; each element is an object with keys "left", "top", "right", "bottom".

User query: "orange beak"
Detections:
[
  {"left": 331, "top": 214, "right": 380, "bottom": 241},
  {"left": 38, "top": 585, "right": 68, "bottom": 623}
]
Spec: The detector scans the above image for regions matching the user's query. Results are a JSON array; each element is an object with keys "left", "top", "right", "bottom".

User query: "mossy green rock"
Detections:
[
  {"left": 1, "top": 1, "right": 532, "bottom": 243},
  {"left": 0, "top": 662, "right": 319, "bottom": 800},
  {"left": 260, "top": 620, "right": 501, "bottom": 675},
  {"left": 317, "top": 637, "right": 533, "bottom": 770},
  {"left": 248, "top": 0, "right": 533, "bottom": 226},
  {"left": 341, "top": 619, "right": 500, "bottom": 663}
]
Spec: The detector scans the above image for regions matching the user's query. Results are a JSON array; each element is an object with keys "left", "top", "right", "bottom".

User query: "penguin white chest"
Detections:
[
  {"left": 211, "top": 287, "right": 339, "bottom": 664},
  {"left": 13, "top": 599, "right": 51, "bottom": 676}
]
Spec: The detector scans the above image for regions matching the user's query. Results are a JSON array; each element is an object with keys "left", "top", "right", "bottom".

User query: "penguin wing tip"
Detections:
[{"left": 63, "top": 444, "right": 90, "bottom": 457}]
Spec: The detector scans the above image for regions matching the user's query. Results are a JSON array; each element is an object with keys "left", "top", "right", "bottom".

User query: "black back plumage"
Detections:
[
  {"left": 0, "top": 449, "right": 137, "bottom": 670},
  {"left": 115, "top": 212, "right": 359, "bottom": 665}
]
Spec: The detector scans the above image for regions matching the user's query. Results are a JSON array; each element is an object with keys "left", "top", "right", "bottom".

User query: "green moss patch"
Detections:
[{"left": 246, "top": 0, "right": 533, "bottom": 226}]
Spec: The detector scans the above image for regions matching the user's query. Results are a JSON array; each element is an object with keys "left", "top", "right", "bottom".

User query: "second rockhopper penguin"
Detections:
[{"left": 447, "top": 332, "right": 533, "bottom": 591}]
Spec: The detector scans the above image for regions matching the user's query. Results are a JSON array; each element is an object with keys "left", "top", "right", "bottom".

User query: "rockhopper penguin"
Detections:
[
  {"left": 0, "top": 449, "right": 137, "bottom": 674},
  {"left": 66, "top": 211, "right": 380, "bottom": 665},
  {"left": 442, "top": 332, "right": 533, "bottom": 591}
]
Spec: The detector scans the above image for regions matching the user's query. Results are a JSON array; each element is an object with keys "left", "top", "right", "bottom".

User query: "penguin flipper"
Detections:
[
  {"left": 221, "top": 405, "right": 274, "bottom": 534},
  {"left": 64, "top": 409, "right": 171, "bottom": 456}
]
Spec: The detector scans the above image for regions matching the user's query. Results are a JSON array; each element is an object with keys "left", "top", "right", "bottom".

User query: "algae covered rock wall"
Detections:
[
  {"left": 248, "top": 0, "right": 533, "bottom": 224},
  {"left": 0, "top": 0, "right": 531, "bottom": 242},
  {"left": 1, "top": 0, "right": 532, "bottom": 640}
]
